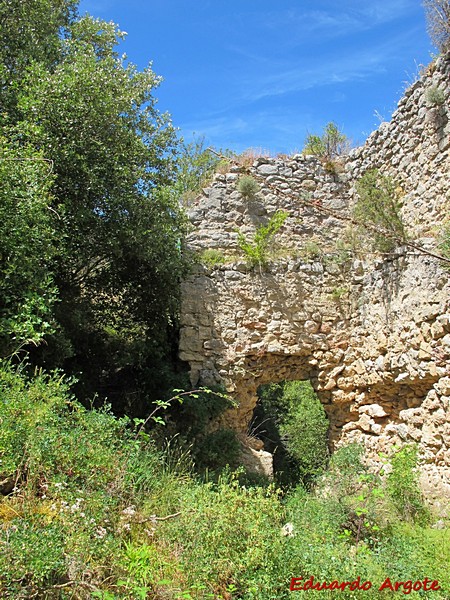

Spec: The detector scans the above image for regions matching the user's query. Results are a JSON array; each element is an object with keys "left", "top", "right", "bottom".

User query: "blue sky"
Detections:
[{"left": 78, "top": 0, "right": 434, "bottom": 154}]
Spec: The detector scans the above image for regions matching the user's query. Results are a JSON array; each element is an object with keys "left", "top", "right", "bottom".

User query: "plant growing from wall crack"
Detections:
[
  {"left": 303, "top": 122, "right": 350, "bottom": 160},
  {"left": 353, "top": 169, "right": 406, "bottom": 252},
  {"left": 237, "top": 174, "right": 260, "bottom": 199},
  {"left": 237, "top": 210, "right": 288, "bottom": 269}
]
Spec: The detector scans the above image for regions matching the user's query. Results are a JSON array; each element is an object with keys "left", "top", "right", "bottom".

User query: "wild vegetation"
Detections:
[
  {"left": 237, "top": 175, "right": 260, "bottom": 199},
  {"left": 303, "top": 122, "right": 350, "bottom": 175},
  {"left": 1, "top": 1, "right": 449, "bottom": 598},
  {"left": 1, "top": 364, "right": 449, "bottom": 598},
  {"left": 353, "top": 170, "right": 406, "bottom": 252},
  {"left": 303, "top": 122, "right": 349, "bottom": 161},
  {"left": 252, "top": 381, "right": 329, "bottom": 488},
  {"left": 237, "top": 211, "right": 288, "bottom": 269}
]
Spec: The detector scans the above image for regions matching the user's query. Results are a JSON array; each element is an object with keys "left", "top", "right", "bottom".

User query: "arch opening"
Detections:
[{"left": 250, "top": 379, "right": 330, "bottom": 487}]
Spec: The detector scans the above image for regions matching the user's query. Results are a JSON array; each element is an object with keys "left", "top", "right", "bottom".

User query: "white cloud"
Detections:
[
  {"left": 180, "top": 108, "right": 318, "bottom": 154},
  {"left": 239, "top": 53, "right": 384, "bottom": 103},
  {"left": 231, "top": 25, "right": 421, "bottom": 104},
  {"left": 251, "top": 0, "right": 418, "bottom": 47}
]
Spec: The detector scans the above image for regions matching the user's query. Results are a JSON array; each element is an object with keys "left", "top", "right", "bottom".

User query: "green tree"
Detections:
[
  {"left": 173, "top": 135, "right": 223, "bottom": 206},
  {"left": 1, "top": 9, "right": 188, "bottom": 410},
  {"left": 0, "top": 137, "right": 58, "bottom": 356},
  {"left": 0, "top": 0, "right": 77, "bottom": 117}
]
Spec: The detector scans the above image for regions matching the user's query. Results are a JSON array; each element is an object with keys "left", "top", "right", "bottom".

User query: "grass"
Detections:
[
  {"left": 198, "top": 248, "right": 226, "bottom": 268},
  {"left": 0, "top": 363, "right": 449, "bottom": 599}
]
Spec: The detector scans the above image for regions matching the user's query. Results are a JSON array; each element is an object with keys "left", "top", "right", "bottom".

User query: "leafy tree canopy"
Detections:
[
  {"left": 0, "top": 137, "right": 58, "bottom": 356},
  {"left": 0, "top": 1, "right": 189, "bottom": 411},
  {"left": 0, "top": 0, "right": 77, "bottom": 116}
]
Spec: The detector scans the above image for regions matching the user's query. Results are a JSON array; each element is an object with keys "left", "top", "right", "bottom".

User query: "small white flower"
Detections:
[
  {"left": 94, "top": 526, "right": 107, "bottom": 539},
  {"left": 122, "top": 505, "right": 136, "bottom": 516},
  {"left": 281, "top": 523, "right": 295, "bottom": 537}
]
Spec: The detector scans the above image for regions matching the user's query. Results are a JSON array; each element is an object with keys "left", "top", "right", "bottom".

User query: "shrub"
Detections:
[
  {"left": 199, "top": 248, "right": 226, "bottom": 268},
  {"left": 386, "top": 445, "right": 430, "bottom": 523},
  {"left": 354, "top": 169, "right": 406, "bottom": 252},
  {"left": 255, "top": 380, "right": 329, "bottom": 487},
  {"left": 237, "top": 174, "right": 260, "bottom": 199},
  {"left": 279, "top": 381, "right": 329, "bottom": 487},
  {"left": 301, "top": 240, "right": 322, "bottom": 260},
  {"left": 238, "top": 210, "right": 288, "bottom": 268},
  {"left": 0, "top": 520, "right": 66, "bottom": 592},
  {"left": 425, "top": 85, "right": 446, "bottom": 106},
  {"left": 330, "top": 286, "right": 349, "bottom": 301},
  {"left": 318, "top": 443, "right": 371, "bottom": 500},
  {"left": 153, "top": 471, "right": 285, "bottom": 597},
  {"left": 0, "top": 364, "right": 138, "bottom": 493},
  {"left": 174, "top": 386, "right": 234, "bottom": 438},
  {"left": 0, "top": 364, "right": 132, "bottom": 595},
  {"left": 303, "top": 122, "right": 349, "bottom": 160},
  {"left": 439, "top": 221, "right": 450, "bottom": 261},
  {"left": 193, "top": 428, "right": 241, "bottom": 471}
]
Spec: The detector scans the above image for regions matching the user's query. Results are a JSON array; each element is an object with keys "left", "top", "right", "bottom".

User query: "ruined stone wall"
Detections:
[{"left": 179, "top": 54, "right": 450, "bottom": 497}]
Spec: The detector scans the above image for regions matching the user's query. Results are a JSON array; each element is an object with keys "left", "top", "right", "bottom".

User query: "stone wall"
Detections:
[{"left": 179, "top": 54, "right": 450, "bottom": 498}]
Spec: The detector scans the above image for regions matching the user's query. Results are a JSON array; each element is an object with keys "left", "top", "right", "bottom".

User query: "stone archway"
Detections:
[
  {"left": 180, "top": 253, "right": 449, "bottom": 496},
  {"left": 179, "top": 55, "right": 450, "bottom": 497}
]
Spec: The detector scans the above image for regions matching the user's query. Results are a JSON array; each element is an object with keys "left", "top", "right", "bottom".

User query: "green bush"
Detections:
[
  {"left": 386, "top": 445, "right": 430, "bottom": 524},
  {"left": 279, "top": 381, "right": 329, "bottom": 487},
  {"left": 153, "top": 471, "right": 284, "bottom": 597},
  {"left": 438, "top": 221, "right": 450, "bottom": 261},
  {"left": 238, "top": 210, "right": 288, "bottom": 268},
  {"left": 330, "top": 286, "right": 349, "bottom": 301},
  {"left": 425, "top": 85, "right": 446, "bottom": 106},
  {"left": 0, "top": 520, "right": 66, "bottom": 593},
  {"left": 173, "top": 387, "right": 234, "bottom": 438},
  {"left": 237, "top": 174, "right": 260, "bottom": 199},
  {"left": 199, "top": 248, "right": 226, "bottom": 268},
  {"left": 255, "top": 380, "right": 329, "bottom": 487},
  {"left": 301, "top": 240, "right": 322, "bottom": 261},
  {"left": 193, "top": 428, "right": 241, "bottom": 471},
  {"left": 303, "top": 122, "right": 349, "bottom": 160},
  {"left": 354, "top": 169, "right": 406, "bottom": 252},
  {"left": 0, "top": 364, "right": 137, "bottom": 492}
]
